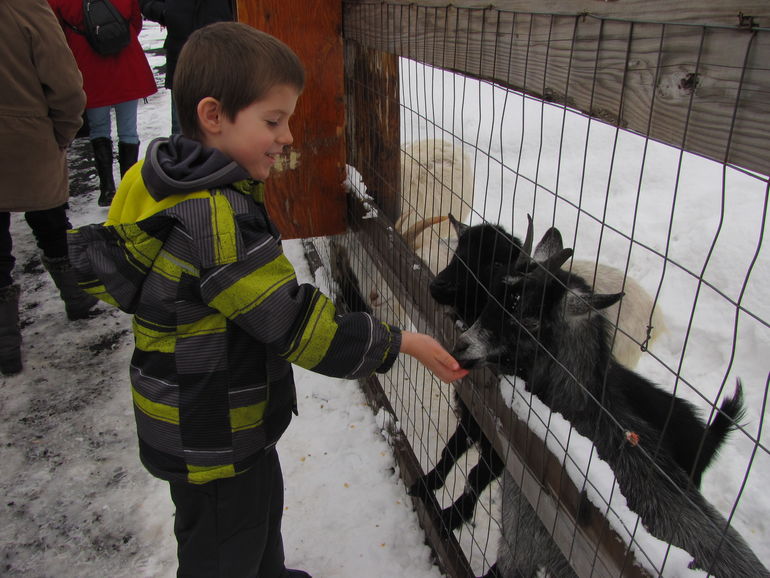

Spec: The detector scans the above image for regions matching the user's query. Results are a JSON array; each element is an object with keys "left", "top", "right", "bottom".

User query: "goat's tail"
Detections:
[{"left": 697, "top": 380, "right": 745, "bottom": 478}]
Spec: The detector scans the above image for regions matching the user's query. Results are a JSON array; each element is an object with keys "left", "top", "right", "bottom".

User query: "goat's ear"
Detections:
[
  {"left": 533, "top": 227, "right": 564, "bottom": 262},
  {"left": 566, "top": 291, "right": 624, "bottom": 316},
  {"left": 591, "top": 292, "right": 624, "bottom": 310},
  {"left": 448, "top": 213, "right": 468, "bottom": 237},
  {"left": 543, "top": 248, "right": 574, "bottom": 274}
]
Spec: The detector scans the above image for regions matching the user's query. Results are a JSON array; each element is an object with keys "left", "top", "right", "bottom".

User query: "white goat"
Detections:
[
  {"left": 568, "top": 260, "right": 666, "bottom": 368},
  {"left": 395, "top": 138, "right": 474, "bottom": 274},
  {"left": 369, "top": 138, "right": 474, "bottom": 321}
]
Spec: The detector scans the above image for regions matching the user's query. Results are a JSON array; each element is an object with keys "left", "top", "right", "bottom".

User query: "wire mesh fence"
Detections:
[{"left": 314, "top": 2, "right": 770, "bottom": 576}]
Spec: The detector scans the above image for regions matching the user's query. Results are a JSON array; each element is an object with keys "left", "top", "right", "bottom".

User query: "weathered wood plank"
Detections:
[
  {"left": 345, "top": 2, "right": 770, "bottom": 177},
  {"left": 345, "top": 0, "right": 770, "bottom": 28}
]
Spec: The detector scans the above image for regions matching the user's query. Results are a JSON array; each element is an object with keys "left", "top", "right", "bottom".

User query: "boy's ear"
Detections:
[{"left": 197, "top": 97, "right": 224, "bottom": 135}]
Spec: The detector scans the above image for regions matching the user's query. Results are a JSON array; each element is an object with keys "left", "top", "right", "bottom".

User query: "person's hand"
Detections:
[{"left": 400, "top": 331, "right": 469, "bottom": 383}]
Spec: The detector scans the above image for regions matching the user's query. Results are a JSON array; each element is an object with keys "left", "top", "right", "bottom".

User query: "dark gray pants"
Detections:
[
  {"left": 0, "top": 205, "right": 70, "bottom": 288},
  {"left": 169, "top": 448, "right": 286, "bottom": 578}
]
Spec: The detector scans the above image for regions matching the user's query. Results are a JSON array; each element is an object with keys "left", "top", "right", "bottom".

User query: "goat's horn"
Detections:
[
  {"left": 403, "top": 215, "right": 449, "bottom": 249},
  {"left": 448, "top": 213, "right": 469, "bottom": 236},
  {"left": 514, "top": 214, "right": 534, "bottom": 270}
]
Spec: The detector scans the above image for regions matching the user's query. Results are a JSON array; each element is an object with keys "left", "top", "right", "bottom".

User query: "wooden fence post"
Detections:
[
  {"left": 344, "top": 40, "right": 402, "bottom": 222},
  {"left": 236, "top": 0, "right": 347, "bottom": 238}
]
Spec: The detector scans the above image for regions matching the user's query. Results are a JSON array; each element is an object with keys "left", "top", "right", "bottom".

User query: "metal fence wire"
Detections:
[{"left": 308, "top": 2, "right": 769, "bottom": 576}]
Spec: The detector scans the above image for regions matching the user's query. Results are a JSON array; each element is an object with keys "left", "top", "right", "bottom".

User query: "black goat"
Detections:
[
  {"left": 453, "top": 224, "right": 764, "bottom": 577},
  {"left": 408, "top": 216, "right": 521, "bottom": 533},
  {"left": 411, "top": 215, "right": 670, "bottom": 534},
  {"left": 422, "top": 216, "right": 578, "bottom": 576}
]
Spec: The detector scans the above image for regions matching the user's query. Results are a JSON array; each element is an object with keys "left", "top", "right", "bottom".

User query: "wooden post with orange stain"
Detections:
[
  {"left": 344, "top": 42, "right": 401, "bottom": 223},
  {"left": 236, "top": 0, "right": 347, "bottom": 239}
]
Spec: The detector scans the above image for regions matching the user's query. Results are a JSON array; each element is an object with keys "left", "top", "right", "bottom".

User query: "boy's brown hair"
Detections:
[{"left": 173, "top": 22, "right": 305, "bottom": 140}]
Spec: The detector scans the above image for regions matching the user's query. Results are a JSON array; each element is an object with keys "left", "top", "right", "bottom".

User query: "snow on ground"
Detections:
[{"left": 1, "top": 17, "right": 767, "bottom": 578}]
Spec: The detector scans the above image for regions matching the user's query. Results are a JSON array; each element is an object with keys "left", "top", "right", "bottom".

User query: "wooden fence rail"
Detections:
[{"left": 345, "top": 0, "right": 770, "bottom": 179}]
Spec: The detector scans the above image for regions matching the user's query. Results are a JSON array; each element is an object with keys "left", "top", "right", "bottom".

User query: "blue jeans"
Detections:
[{"left": 86, "top": 100, "right": 140, "bottom": 143}]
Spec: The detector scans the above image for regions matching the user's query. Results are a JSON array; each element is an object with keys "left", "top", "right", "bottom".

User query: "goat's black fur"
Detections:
[
  {"left": 482, "top": 470, "right": 578, "bottom": 578},
  {"left": 429, "top": 216, "right": 522, "bottom": 324},
  {"left": 453, "top": 225, "right": 765, "bottom": 576},
  {"left": 408, "top": 216, "right": 521, "bottom": 534}
]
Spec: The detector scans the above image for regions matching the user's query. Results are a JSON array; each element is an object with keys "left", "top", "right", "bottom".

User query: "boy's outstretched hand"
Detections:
[{"left": 400, "top": 331, "right": 469, "bottom": 383}]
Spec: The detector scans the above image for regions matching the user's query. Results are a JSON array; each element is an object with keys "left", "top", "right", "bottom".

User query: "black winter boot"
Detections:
[
  {"left": 118, "top": 141, "right": 140, "bottom": 177},
  {"left": 0, "top": 284, "right": 22, "bottom": 375},
  {"left": 91, "top": 137, "right": 116, "bottom": 207},
  {"left": 41, "top": 256, "right": 99, "bottom": 320}
]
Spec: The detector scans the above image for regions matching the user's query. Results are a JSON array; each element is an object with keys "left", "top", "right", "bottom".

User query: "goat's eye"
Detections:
[{"left": 504, "top": 293, "right": 520, "bottom": 309}]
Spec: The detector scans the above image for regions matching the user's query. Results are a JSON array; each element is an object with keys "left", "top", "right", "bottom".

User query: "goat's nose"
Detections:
[
  {"left": 429, "top": 279, "right": 455, "bottom": 300},
  {"left": 451, "top": 339, "right": 476, "bottom": 369}
]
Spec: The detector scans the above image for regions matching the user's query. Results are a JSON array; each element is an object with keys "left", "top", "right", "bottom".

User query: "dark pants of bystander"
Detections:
[{"left": 0, "top": 205, "right": 70, "bottom": 288}]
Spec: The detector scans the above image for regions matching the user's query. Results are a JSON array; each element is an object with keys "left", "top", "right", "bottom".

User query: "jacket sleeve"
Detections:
[
  {"left": 197, "top": 217, "right": 402, "bottom": 379},
  {"left": 139, "top": 0, "right": 166, "bottom": 26},
  {"left": 30, "top": 0, "right": 86, "bottom": 147}
]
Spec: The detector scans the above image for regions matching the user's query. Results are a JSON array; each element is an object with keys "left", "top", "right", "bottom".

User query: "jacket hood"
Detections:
[
  {"left": 70, "top": 136, "right": 265, "bottom": 313},
  {"left": 142, "top": 135, "right": 251, "bottom": 200}
]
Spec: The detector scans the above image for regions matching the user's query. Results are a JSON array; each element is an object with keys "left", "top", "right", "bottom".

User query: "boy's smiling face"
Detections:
[{"left": 200, "top": 83, "right": 301, "bottom": 181}]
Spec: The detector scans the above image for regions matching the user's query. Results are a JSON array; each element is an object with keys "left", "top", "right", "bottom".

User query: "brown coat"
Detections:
[{"left": 0, "top": 0, "right": 86, "bottom": 212}]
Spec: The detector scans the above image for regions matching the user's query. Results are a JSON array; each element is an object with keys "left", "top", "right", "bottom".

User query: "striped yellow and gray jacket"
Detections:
[{"left": 68, "top": 160, "right": 401, "bottom": 485}]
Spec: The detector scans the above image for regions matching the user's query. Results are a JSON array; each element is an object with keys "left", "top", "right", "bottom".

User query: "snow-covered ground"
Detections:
[
  {"left": 1, "top": 17, "right": 767, "bottom": 578},
  {"left": 0, "top": 22, "right": 444, "bottom": 578}
]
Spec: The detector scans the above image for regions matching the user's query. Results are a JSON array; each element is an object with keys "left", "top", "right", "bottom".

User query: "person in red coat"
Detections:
[{"left": 49, "top": 0, "right": 157, "bottom": 207}]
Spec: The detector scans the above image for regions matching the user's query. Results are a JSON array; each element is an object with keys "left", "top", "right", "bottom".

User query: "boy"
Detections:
[{"left": 68, "top": 22, "right": 467, "bottom": 577}]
